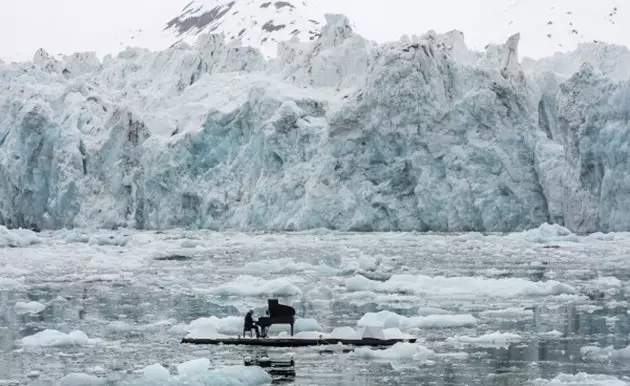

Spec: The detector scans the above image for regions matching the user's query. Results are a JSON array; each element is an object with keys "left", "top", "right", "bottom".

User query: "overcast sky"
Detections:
[{"left": 1, "top": 0, "right": 627, "bottom": 61}]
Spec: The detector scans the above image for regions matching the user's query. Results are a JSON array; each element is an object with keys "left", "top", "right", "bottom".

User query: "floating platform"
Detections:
[{"left": 181, "top": 337, "right": 416, "bottom": 347}]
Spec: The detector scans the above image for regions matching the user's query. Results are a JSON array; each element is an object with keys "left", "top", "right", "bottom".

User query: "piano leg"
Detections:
[{"left": 290, "top": 323, "right": 294, "bottom": 336}]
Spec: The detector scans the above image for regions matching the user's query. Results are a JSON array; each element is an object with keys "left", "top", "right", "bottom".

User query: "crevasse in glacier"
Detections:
[{"left": 0, "top": 13, "right": 629, "bottom": 232}]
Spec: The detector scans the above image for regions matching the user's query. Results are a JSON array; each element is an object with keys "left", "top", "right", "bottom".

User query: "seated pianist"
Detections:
[{"left": 243, "top": 310, "right": 260, "bottom": 338}]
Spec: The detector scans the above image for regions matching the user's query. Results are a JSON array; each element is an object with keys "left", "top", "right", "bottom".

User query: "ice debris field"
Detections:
[
  {"left": 2, "top": 223, "right": 630, "bottom": 384},
  {"left": 2, "top": 13, "right": 630, "bottom": 234}
]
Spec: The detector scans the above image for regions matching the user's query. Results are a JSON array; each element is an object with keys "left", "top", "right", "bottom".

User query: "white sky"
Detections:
[{"left": 1, "top": 0, "right": 628, "bottom": 61}]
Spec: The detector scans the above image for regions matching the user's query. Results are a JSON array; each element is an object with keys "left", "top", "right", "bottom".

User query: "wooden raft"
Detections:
[{"left": 181, "top": 337, "right": 416, "bottom": 347}]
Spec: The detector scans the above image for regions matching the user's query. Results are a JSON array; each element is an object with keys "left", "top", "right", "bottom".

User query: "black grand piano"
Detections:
[{"left": 256, "top": 299, "right": 296, "bottom": 338}]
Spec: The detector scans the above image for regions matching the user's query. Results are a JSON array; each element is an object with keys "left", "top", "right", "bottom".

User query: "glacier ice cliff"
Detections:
[{"left": 1, "top": 14, "right": 629, "bottom": 233}]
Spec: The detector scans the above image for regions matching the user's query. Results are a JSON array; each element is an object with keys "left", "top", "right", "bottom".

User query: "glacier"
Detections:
[{"left": 1, "top": 14, "right": 629, "bottom": 233}]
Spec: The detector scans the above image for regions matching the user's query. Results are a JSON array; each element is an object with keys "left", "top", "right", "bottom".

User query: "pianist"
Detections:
[{"left": 244, "top": 310, "right": 260, "bottom": 338}]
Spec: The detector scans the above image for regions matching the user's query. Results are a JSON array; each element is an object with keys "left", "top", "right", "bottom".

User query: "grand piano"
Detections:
[{"left": 257, "top": 299, "right": 296, "bottom": 338}]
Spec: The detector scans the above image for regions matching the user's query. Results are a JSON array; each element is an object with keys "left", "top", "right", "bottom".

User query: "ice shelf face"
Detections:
[{"left": 1, "top": 13, "right": 629, "bottom": 232}]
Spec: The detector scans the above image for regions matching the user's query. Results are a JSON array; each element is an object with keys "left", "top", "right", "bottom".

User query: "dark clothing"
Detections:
[
  {"left": 244, "top": 313, "right": 255, "bottom": 329},
  {"left": 244, "top": 313, "right": 260, "bottom": 338}
]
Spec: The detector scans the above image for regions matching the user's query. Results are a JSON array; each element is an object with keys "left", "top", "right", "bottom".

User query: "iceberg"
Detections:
[{"left": 1, "top": 13, "right": 630, "bottom": 232}]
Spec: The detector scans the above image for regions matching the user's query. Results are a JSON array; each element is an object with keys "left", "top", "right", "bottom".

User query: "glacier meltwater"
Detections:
[{"left": 1, "top": 14, "right": 630, "bottom": 233}]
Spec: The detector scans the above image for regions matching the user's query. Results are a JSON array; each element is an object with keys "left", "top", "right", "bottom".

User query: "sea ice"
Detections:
[
  {"left": 531, "top": 372, "right": 630, "bottom": 385},
  {"left": 13, "top": 301, "right": 46, "bottom": 315},
  {"left": 353, "top": 342, "right": 435, "bottom": 361},
  {"left": 446, "top": 331, "right": 522, "bottom": 348},
  {"left": 207, "top": 275, "right": 303, "bottom": 297},
  {"left": 57, "top": 373, "right": 105, "bottom": 386},
  {"left": 346, "top": 274, "right": 575, "bottom": 298},
  {"left": 142, "top": 364, "right": 170, "bottom": 382},
  {"left": 21, "top": 329, "right": 101, "bottom": 347},
  {"left": 357, "top": 310, "right": 477, "bottom": 330}
]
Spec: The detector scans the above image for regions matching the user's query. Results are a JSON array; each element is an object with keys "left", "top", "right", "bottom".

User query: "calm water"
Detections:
[{"left": 1, "top": 230, "right": 630, "bottom": 385}]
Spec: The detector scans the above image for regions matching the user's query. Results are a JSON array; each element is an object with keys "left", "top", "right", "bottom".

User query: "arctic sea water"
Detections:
[{"left": 1, "top": 223, "right": 630, "bottom": 385}]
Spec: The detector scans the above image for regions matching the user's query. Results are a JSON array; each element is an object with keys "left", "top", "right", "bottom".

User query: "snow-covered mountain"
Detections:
[
  {"left": 1, "top": 9, "right": 630, "bottom": 233},
  {"left": 119, "top": 0, "right": 326, "bottom": 58},
  {"left": 2, "top": 0, "right": 629, "bottom": 62}
]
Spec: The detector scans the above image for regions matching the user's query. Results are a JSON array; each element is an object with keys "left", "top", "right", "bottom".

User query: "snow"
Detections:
[
  {"left": 2, "top": 11, "right": 630, "bottom": 232},
  {"left": 2, "top": 0, "right": 629, "bottom": 63}
]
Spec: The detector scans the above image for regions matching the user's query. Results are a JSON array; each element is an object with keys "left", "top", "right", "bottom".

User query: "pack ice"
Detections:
[{"left": 1, "top": 14, "right": 629, "bottom": 233}]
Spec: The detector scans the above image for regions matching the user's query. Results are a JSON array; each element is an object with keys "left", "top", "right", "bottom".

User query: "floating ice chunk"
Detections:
[
  {"left": 139, "top": 363, "right": 271, "bottom": 385},
  {"left": 330, "top": 326, "right": 361, "bottom": 339},
  {"left": 382, "top": 328, "right": 415, "bottom": 340},
  {"left": 142, "top": 364, "right": 171, "bottom": 382},
  {"left": 185, "top": 365, "right": 271, "bottom": 385},
  {"left": 267, "top": 317, "right": 322, "bottom": 335},
  {"left": 610, "top": 345, "right": 630, "bottom": 360},
  {"left": 581, "top": 345, "right": 614, "bottom": 362},
  {"left": 185, "top": 316, "right": 241, "bottom": 338},
  {"left": 446, "top": 331, "right": 522, "bottom": 348},
  {"left": 208, "top": 275, "right": 303, "bottom": 297},
  {"left": 177, "top": 358, "right": 210, "bottom": 378},
  {"left": 0, "top": 226, "right": 40, "bottom": 248},
  {"left": 13, "top": 301, "right": 45, "bottom": 315},
  {"left": 531, "top": 372, "right": 630, "bottom": 385},
  {"left": 21, "top": 329, "right": 100, "bottom": 347},
  {"left": 353, "top": 342, "right": 434, "bottom": 361},
  {"left": 358, "top": 254, "right": 382, "bottom": 271},
  {"left": 591, "top": 276, "right": 623, "bottom": 289},
  {"left": 231, "top": 258, "right": 339, "bottom": 275},
  {"left": 585, "top": 232, "right": 616, "bottom": 242},
  {"left": 357, "top": 310, "right": 477, "bottom": 330},
  {"left": 346, "top": 274, "right": 575, "bottom": 298},
  {"left": 295, "top": 318, "right": 321, "bottom": 332},
  {"left": 539, "top": 330, "right": 563, "bottom": 338},
  {"left": 514, "top": 223, "right": 579, "bottom": 243},
  {"left": 106, "top": 320, "right": 165, "bottom": 334},
  {"left": 57, "top": 373, "right": 105, "bottom": 385},
  {"left": 479, "top": 307, "right": 533, "bottom": 319}
]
